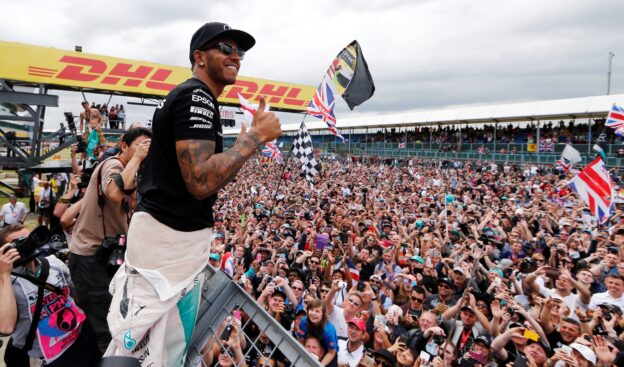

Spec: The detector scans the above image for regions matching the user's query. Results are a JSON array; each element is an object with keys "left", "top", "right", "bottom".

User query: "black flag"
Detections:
[{"left": 326, "top": 40, "right": 375, "bottom": 110}]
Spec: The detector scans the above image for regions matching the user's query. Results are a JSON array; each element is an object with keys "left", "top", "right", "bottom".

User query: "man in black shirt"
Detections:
[{"left": 105, "top": 22, "right": 281, "bottom": 365}]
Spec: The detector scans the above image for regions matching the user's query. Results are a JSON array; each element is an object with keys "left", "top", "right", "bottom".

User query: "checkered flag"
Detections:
[{"left": 292, "top": 121, "right": 320, "bottom": 184}]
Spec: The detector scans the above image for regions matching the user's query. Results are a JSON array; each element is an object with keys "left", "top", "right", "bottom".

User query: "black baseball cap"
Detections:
[{"left": 189, "top": 22, "right": 256, "bottom": 64}]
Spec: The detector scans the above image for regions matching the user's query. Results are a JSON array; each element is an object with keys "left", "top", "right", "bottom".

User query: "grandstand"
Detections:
[{"left": 223, "top": 93, "right": 624, "bottom": 168}]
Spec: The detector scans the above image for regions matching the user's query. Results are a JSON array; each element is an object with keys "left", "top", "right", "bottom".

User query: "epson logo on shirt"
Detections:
[
  {"left": 191, "top": 94, "right": 214, "bottom": 108},
  {"left": 190, "top": 106, "right": 214, "bottom": 119}
]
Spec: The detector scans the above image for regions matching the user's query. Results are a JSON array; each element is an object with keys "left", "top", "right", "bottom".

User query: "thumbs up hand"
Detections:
[{"left": 249, "top": 96, "right": 281, "bottom": 144}]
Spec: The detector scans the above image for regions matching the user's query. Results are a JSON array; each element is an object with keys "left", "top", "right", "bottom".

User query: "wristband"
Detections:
[{"left": 58, "top": 198, "right": 71, "bottom": 204}]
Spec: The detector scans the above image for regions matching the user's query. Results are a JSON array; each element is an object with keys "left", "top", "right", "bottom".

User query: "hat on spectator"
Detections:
[
  {"left": 374, "top": 349, "right": 396, "bottom": 367},
  {"left": 569, "top": 343, "right": 596, "bottom": 365},
  {"left": 598, "top": 303, "right": 623, "bottom": 316},
  {"left": 258, "top": 247, "right": 272, "bottom": 254},
  {"left": 209, "top": 253, "right": 220, "bottom": 261},
  {"left": 475, "top": 335, "right": 492, "bottom": 347},
  {"left": 437, "top": 277, "right": 454, "bottom": 289},
  {"left": 489, "top": 268, "right": 504, "bottom": 277},
  {"left": 460, "top": 305, "right": 476, "bottom": 314},
  {"left": 453, "top": 267, "right": 466, "bottom": 276},
  {"left": 370, "top": 274, "right": 382, "bottom": 282},
  {"left": 347, "top": 317, "right": 366, "bottom": 331},
  {"left": 409, "top": 256, "right": 425, "bottom": 265},
  {"left": 558, "top": 218, "right": 572, "bottom": 226},
  {"left": 271, "top": 288, "right": 287, "bottom": 300},
  {"left": 189, "top": 22, "right": 256, "bottom": 64},
  {"left": 551, "top": 295, "right": 565, "bottom": 303}
]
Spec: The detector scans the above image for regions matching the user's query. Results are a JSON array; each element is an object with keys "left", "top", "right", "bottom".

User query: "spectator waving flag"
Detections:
[
  {"left": 568, "top": 157, "right": 614, "bottom": 224},
  {"left": 307, "top": 78, "right": 345, "bottom": 141},
  {"left": 556, "top": 144, "right": 582, "bottom": 172},
  {"left": 344, "top": 258, "right": 360, "bottom": 286},
  {"left": 325, "top": 40, "right": 375, "bottom": 110},
  {"left": 292, "top": 122, "right": 320, "bottom": 184},
  {"left": 261, "top": 140, "right": 284, "bottom": 164},
  {"left": 606, "top": 103, "right": 624, "bottom": 137}
]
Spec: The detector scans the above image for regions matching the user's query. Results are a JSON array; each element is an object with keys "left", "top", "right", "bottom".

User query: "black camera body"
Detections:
[
  {"left": 97, "top": 235, "right": 127, "bottom": 276},
  {"left": 2, "top": 226, "right": 52, "bottom": 268}
]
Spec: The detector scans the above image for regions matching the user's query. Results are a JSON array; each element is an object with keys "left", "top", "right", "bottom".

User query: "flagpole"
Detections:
[{"left": 270, "top": 112, "right": 308, "bottom": 211}]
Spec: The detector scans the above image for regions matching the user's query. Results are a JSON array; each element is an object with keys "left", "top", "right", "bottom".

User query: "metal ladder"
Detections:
[{"left": 184, "top": 265, "right": 321, "bottom": 367}]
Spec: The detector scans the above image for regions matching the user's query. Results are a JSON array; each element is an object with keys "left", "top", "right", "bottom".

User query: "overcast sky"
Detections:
[{"left": 2, "top": 0, "right": 624, "bottom": 130}]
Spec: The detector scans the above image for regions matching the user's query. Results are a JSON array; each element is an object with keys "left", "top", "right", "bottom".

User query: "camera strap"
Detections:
[{"left": 23, "top": 257, "right": 50, "bottom": 352}]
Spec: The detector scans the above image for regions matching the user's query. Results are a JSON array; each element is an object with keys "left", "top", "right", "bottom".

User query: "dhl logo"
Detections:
[
  {"left": 29, "top": 55, "right": 177, "bottom": 92},
  {"left": 27, "top": 55, "right": 312, "bottom": 109}
]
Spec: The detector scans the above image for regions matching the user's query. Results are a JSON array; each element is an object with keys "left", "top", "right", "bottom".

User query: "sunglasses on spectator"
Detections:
[
  {"left": 438, "top": 284, "right": 452, "bottom": 289},
  {"left": 309, "top": 259, "right": 320, "bottom": 265},
  {"left": 220, "top": 347, "right": 233, "bottom": 357},
  {"left": 347, "top": 298, "right": 361, "bottom": 307},
  {"left": 320, "top": 288, "right": 330, "bottom": 293},
  {"left": 205, "top": 42, "right": 246, "bottom": 60},
  {"left": 292, "top": 286, "right": 304, "bottom": 291},
  {"left": 410, "top": 296, "right": 424, "bottom": 303},
  {"left": 374, "top": 357, "right": 392, "bottom": 367}
]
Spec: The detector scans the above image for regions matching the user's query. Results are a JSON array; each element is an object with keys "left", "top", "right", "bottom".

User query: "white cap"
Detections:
[{"left": 569, "top": 343, "right": 596, "bottom": 365}]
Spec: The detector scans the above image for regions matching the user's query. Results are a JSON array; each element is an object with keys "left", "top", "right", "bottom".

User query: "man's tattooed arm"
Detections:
[{"left": 176, "top": 132, "right": 261, "bottom": 200}]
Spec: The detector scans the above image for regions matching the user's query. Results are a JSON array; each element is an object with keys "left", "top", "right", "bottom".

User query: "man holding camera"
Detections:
[
  {"left": 0, "top": 224, "right": 98, "bottom": 366},
  {"left": 104, "top": 22, "right": 281, "bottom": 366},
  {"left": 68, "top": 127, "right": 152, "bottom": 354}
]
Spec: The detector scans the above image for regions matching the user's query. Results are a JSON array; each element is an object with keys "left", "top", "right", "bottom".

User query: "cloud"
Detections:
[{"left": 1, "top": 0, "right": 623, "bottom": 130}]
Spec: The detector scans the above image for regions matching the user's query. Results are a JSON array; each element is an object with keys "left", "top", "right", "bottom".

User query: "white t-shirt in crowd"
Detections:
[
  {"left": 537, "top": 284, "right": 586, "bottom": 320},
  {"left": 328, "top": 306, "right": 349, "bottom": 340},
  {"left": 337, "top": 339, "right": 364, "bottom": 367},
  {"left": 0, "top": 201, "right": 28, "bottom": 225},
  {"left": 589, "top": 292, "right": 624, "bottom": 311}
]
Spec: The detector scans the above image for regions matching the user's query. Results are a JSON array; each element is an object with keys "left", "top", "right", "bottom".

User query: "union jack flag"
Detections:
[
  {"left": 556, "top": 158, "right": 571, "bottom": 172},
  {"left": 345, "top": 258, "right": 360, "bottom": 286},
  {"left": 262, "top": 140, "right": 283, "bottom": 164},
  {"left": 568, "top": 157, "right": 614, "bottom": 224},
  {"left": 606, "top": 104, "right": 624, "bottom": 137},
  {"left": 539, "top": 138, "right": 555, "bottom": 152},
  {"left": 307, "top": 78, "right": 345, "bottom": 141}
]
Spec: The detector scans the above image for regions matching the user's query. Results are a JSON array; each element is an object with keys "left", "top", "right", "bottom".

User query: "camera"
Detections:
[
  {"left": 97, "top": 234, "right": 127, "bottom": 276},
  {"left": 2, "top": 226, "right": 51, "bottom": 268},
  {"left": 78, "top": 165, "right": 94, "bottom": 189},
  {"left": 64, "top": 112, "right": 77, "bottom": 132},
  {"left": 433, "top": 335, "right": 445, "bottom": 345}
]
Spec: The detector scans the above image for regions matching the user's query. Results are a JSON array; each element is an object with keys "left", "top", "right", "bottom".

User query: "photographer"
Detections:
[
  {"left": 0, "top": 224, "right": 98, "bottom": 366},
  {"left": 68, "top": 127, "right": 152, "bottom": 354}
]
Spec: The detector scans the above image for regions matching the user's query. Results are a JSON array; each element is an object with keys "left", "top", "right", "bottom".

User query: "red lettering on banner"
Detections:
[
  {"left": 56, "top": 56, "right": 106, "bottom": 82},
  {"left": 145, "top": 68, "right": 176, "bottom": 91},
  {"left": 224, "top": 80, "right": 259, "bottom": 100},
  {"left": 283, "top": 88, "right": 308, "bottom": 106},
  {"left": 259, "top": 84, "right": 288, "bottom": 103},
  {"left": 109, "top": 63, "right": 153, "bottom": 87}
]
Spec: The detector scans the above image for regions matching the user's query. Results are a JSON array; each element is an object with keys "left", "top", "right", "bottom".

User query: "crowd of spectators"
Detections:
[
  {"left": 199, "top": 156, "right": 624, "bottom": 367},
  {"left": 84, "top": 102, "right": 126, "bottom": 130},
  {"left": 5, "top": 131, "right": 624, "bottom": 367},
  {"left": 361, "top": 119, "right": 623, "bottom": 147}
]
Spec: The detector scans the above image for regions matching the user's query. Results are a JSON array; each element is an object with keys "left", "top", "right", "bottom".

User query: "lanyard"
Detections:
[{"left": 459, "top": 327, "right": 472, "bottom": 347}]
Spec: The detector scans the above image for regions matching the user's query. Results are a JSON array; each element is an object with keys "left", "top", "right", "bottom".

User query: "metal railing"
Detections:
[{"left": 185, "top": 265, "right": 320, "bottom": 367}]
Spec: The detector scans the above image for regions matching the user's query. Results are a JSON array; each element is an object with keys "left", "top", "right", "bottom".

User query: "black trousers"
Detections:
[{"left": 68, "top": 253, "right": 113, "bottom": 354}]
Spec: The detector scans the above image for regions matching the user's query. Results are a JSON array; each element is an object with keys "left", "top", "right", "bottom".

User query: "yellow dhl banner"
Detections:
[{"left": 0, "top": 41, "right": 315, "bottom": 112}]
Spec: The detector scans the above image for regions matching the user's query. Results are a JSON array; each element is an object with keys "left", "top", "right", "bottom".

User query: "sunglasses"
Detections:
[
  {"left": 410, "top": 296, "right": 424, "bottom": 303},
  {"left": 374, "top": 357, "right": 392, "bottom": 367},
  {"left": 292, "top": 286, "right": 304, "bottom": 291},
  {"left": 320, "top": 289, "right": 330, "bottom": 293},
  {"left": 347, "top": 298, "right": 361, "bottom": 307},
  {"left": 438, "top": 284, "right": 452, "bottom": 289},
  {"left": 206, "top": 42, "right": 246, "bottom": 60}
]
